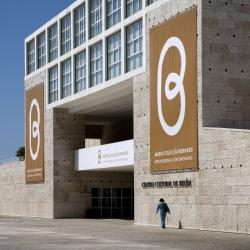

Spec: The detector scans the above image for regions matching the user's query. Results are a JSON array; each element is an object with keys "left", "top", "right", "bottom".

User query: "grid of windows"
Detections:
[
  {"left": 49, "top": 66, "right": 58, "bottom": 103},
  {"left": 90, "top": 0, "right": 102, "bottom": 38},
  {"left": 126, "top": 20, "right": 143, "bottom": 72},
  {"left": 61, "top": 14, "right": 72, "bottom": 55},
  {"left": 126, "top": 0, "right": 142, "bottom": 17},
  {"left": 107, "top": 32, "right": 121, "bottom": 80},
  {"left": 90, "top": 42, "right": 103, "bottom": 87},
  {"left": 37, "top": 32, "right": 46, "bottom": 68},
  {"left": 74, "top": 4, "right": 86, "bottom": 48},
  {"left": 27, "top": 40, "right": 35, "bottom": 74},
  {"left": 75, "top": 51, "right": 87, "bottom": 93},
  {"left": 61, "top": 59, "right": 72, "bottom": 98},
  {"left": 48, "top": 23, "right": 58, "bottom": 62},
  {"left": 26, "top": 0, "right": 152, "bottom": 103},
  {"left": 106, "top": 0, "right": 121, "bottom": 29}
]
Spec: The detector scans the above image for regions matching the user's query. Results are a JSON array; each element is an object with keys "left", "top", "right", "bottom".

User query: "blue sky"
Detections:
[{"left": 0, "top": 0, "right": 74, "bottom": 160}]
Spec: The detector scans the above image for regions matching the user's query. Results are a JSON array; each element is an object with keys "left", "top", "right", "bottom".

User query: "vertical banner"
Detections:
[
  {"left": 26, "top": 84, "right": 44, "bottom": 183},
  {"left": 150, "top": 8, "right": 198, "bottom": 172}
]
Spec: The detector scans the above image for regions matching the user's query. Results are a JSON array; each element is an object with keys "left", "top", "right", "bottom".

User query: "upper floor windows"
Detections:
[
  {"left": 75, "top": 51, "right": 87, "bottom": 93},
  {"left": 48, "top": 23, "right": 58, "bottom": 62},
  {"left": 90, "top": 42, "right": 103, "bottom": 87},
  {"left": 61, "top": 14, "right": 72, "bottom": 55},
  {"left": 26, "top": 0, "right": 148, "bottom": 78},
  {"left": 27, "top": 39, "right": 35, "bottom": 74},
  {"left": 37, "top": 32, "right": 46, "bottom": 68},
  {"left": 61, "top": 58, "right": 72, "bottom": 98},
  {"left": 74, "top": 4, "right": 86, "bottom": 48},
  {"left": 48, "top": 66, "right": 58, "bottom": 104},
  {"left": 126, "top": 19, "right": 143, "bottom": 72},
  {"left": 90, "top": 0, "right": 102, "bottom": 38},
  {"left": 126, "top": 0, "right": 142, "bottom": 17},
  {"left": 106, "top": 0, "right": 121, "bottom": 29},
  {"left": 107, "top": 32, "right": 121, "bottom": 80}
]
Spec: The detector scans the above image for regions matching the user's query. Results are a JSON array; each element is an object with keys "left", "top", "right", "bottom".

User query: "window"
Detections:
[
  {"left": 90, "top": 42, "right": 103, "bottom": 87},
  {"left": 27, "top": 39, "right": 35, "bottom": 74},
  {"left": 49, "top": 66, "right": 58, "bottom": 103},
  {"left": 107, "top": 32, "right": 121, "bottom": 80},
  {"left": 61, "top": 59, "right": 72, "bottom": 98},
  {"left": 48, "top": 23, "right": 58, "bottom": 62},
  {"left": 90, "top": 0, "right": 102, "bottom": 38},
  {"left": 147, "top": 0, "right": 157, "bottom": 5},
  {"left": 75, "top": 51, "right": 86, "bottom": 93},
  {"left": 37, "top": 32, "right": 46, "bottom": 68},
  {"left": 106, "top": 0, "right": 121, "bottom": 29},
  {"left": 126, "top": 20, "right": 143, "bottom": 72},
  {"left": 74, "top": 4, "right": 86, "bottom": 48},
  {"left": 61, "top": 14, "right": 71, "bottom": 55},
  {"left": 126, "top": 0, "right": 142, "bottom": 17}
]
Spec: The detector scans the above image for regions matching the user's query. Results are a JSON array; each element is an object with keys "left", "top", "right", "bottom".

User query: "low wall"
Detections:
[{"left": 0, "top": 160, "right": 53, "bottom": 218}]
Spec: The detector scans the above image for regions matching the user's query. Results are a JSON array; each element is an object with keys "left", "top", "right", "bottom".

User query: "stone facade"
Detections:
[
  {"left": 133, "top": 0, "right": 250, "bottom": 234},
  {"left": 0, "top": 0, "right": 249, "bottom": 235}
]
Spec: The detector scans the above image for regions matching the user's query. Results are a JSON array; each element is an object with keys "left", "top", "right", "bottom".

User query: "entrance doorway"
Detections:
[{"left": 87, "top": 188, "right": 134, "bottom": 219}]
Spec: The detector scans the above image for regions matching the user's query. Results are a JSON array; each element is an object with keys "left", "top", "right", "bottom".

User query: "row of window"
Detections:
[
  {"left": 26, "top": 0, "right": 157, "bottom": 75},
  {"left": 48, "top": 20, "right": 143, "bottom": 104}
]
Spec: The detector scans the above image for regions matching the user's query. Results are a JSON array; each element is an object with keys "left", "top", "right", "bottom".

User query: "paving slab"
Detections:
[{"left": 0, "top": 217, "right": 249, "bottom": 250}]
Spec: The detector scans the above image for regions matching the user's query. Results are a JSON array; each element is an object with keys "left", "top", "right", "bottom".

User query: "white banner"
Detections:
[{"left": 75, "top": 140, "right": 134, "bottom": 171}]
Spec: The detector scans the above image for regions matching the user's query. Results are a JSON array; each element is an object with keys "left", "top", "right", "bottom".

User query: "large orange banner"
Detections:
[{"left": 150, "top": 8, "right": 198, "bottom": 172}]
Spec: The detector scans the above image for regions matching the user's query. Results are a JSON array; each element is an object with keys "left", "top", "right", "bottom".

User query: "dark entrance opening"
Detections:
[{"left": 87, "top": 187, "right": 134, "bottom": 219}]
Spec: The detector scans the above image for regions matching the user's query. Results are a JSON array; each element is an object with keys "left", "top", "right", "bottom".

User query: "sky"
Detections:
[{"left": 0, "top": 0, "right": 75, "bottom": 160}]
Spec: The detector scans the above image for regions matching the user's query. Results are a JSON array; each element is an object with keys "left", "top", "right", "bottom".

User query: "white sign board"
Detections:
[{"left": 75, "top": 140, "right": 134, "bottom": 171}]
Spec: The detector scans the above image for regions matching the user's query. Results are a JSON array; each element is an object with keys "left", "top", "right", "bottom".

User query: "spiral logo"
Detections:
[
  {"left": 29, "top": 98, "right": 40, "bottom": 161},
  {"left": 157, "top": 36, "right": 186, "bottom": 136}
]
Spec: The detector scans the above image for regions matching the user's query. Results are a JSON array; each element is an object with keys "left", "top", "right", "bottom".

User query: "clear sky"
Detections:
[{"left": 0, "top": 0, "right": 75, "bottom": 160}]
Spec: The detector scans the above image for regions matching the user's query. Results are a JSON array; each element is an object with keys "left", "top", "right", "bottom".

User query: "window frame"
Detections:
[
  {"left": 26, "top": 39, "right": 36, "bottom": 75},
  {"left": 106, "top": 0, "right": 121, "bottom": 29},
  {"left": 74, "top": 4, "right": 86, "bottom": 48},
  {"left": 48, "top": 23, "right": 58, "bottom": 62},
  {"left": 90, "top": 41, "right": 103, "bottom": 87},
  {"left": 126, "top": 19, "right": 143, "bottom": 72},
  {"left": 48, "top": 65, "right": 59, "bottom": 104},
  {"left": 75, "top": 50, "right": 87, "bottom": 93},
  {"left": 90, "top": 0, "right": 103, "bottom": 39},
  {"left": 61, "top": 58, "right": 72, "bottom": 98},
  {"left": 61, "top": 14, "right": 72, "bottom": 55},
  {"left": 107, "top": 31, "right": 122, "bottom": 80}
]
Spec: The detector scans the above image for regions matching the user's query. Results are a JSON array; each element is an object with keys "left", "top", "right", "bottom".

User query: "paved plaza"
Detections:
[{"left": 0, "top": 217, "right": 249, "bottom": 250}]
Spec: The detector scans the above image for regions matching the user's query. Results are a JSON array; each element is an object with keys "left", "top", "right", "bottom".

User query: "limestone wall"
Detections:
[
  {"left": 0, "top": 71, "right": 54, "bottom": 218},
  {"left": 134, "top": 0, "right": 250, "bottom": 234},
  {"left": 202, "top": 0, "right": 250, "bottom": 128},
  {"left": 0, "top": 160, "right": 53, "bottom": 218}
]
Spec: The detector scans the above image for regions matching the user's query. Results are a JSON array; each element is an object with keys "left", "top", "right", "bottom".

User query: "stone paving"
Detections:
[{"left": 0, "top": 217, "right": 250, "bottom": 250}]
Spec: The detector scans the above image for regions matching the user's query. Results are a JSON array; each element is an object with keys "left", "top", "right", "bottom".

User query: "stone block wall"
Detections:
[
  {"left": 202, "top": 0, "right": 250, "bottom": 128},
  {"left": 134, "top": 0, "right": 250, "bottom": 234},
  {"left": 0, "top": 71, "right": 54, "bottom": 218}
]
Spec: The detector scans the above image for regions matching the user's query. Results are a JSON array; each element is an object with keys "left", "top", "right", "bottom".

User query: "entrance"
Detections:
[{"left": 87, "top": 188, "right": 134, "bottom": 219}]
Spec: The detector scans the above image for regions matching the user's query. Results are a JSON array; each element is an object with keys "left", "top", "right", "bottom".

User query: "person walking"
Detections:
[{"left": 156, "top": 198, "right": 170, "bottom": 228}]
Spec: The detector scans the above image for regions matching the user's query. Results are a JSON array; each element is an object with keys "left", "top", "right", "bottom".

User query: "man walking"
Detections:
[{"left": 156, "top": 198, "right": 170, "bottom": 228}]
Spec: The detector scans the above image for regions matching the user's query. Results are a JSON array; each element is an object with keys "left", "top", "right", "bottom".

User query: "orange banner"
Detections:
[{"left": 150, "top": 8, "right": 198, "bottom": 172}]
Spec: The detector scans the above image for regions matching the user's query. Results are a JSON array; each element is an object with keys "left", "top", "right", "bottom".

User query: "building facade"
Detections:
[{"left": 0, "top": 0, "right": 250, "bottom": 233}]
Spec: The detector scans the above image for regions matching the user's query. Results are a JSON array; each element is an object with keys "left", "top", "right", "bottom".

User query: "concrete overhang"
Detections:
[{"left": 58, "top": 78, "right": 134, "bottom": 123}]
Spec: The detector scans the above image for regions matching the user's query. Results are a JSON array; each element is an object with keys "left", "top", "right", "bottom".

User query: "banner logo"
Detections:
[
  {"left": 157, "top": 36, "right": 186, "bottom": 136},
  {"left": 29, "top": 98, "right": 40, "bottom": 161}
]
